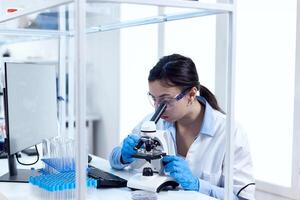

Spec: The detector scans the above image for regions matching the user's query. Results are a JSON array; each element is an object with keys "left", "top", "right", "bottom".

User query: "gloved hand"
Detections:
[
  {"left": 162, "top": 155, "right": 199, "bottom": 191},
  {"left": 120, "top": 134, "right": 140, "bottom": 164}
]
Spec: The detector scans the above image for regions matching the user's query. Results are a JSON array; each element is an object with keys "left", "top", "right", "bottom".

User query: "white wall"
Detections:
[{"left": 214, "top": 0, "right": 300, "bottom": 199}]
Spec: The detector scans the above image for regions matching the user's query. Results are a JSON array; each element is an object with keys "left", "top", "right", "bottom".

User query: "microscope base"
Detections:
[{"left": 127, "top": 173, "right": 179, "bottom": 193}]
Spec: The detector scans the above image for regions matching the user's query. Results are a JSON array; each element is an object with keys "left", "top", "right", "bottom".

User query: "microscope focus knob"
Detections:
[{"left": 142, "top": 167, "right": 153, "bottom": 176}]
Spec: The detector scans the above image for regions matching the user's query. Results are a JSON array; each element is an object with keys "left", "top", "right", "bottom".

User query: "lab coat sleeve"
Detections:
[
  {"left": 109, "top": 146, "right": 130, "bottom": 170},
  {"left": 199, "top": 123, "right": 255, "bottom": 200},
  {"left": 232, "top": 124, "right": 256, "bottom": 199},
  {"left": 199, "top": 179, "right": 240, "bottom": 200}
]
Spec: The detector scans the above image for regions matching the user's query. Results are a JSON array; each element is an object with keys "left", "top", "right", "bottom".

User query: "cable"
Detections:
[
  {"left": 237, "top": 182, "right": 256, "bottom": 197},
  {"left": 16, "top": 145, "right": 39, "bottom": 166}
]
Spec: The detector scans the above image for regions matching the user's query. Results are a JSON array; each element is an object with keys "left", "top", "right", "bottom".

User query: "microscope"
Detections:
[{"left": 127, "top": 103, "right": 179, "bottom": 192}]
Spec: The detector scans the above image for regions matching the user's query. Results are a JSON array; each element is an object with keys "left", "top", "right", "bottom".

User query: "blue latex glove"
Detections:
[
  {"left": 120, "top": 134, "right": 140, "bottom": 164},
  {"left": 162, "top": 155, "right": 199, "bottom": 191}
]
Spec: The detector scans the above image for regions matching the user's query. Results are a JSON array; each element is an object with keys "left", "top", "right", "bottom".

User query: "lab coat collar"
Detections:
[
  {"left": 197, "top": 96, "right": 215, "bottom": 137},
  {"left": 163, "top": 96, "right": 215, "bottom": 137}
]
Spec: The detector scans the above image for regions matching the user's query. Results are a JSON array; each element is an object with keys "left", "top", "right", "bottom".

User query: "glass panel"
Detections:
[
  {"left": 236, "top": 0, "right": 297, "bottom": 187},
  {"left": 85, "top": 1, "right": 229, "bottom": 33},
  {"left": 165, "top": 8, "right": 216, "bottom": 92},
  {"left": 117, "top": 5, "right": 217, "bottom": 141},
  {"left": 119, "top": 5, "right": 158, "bottom": 140},
  {"left": 0, "top": 0, "right": 72, "bottom": 23},
  {"left": 0, "top": 0, "right": 231, "bottom": 41},
  {"left": 0, "top": 3, "right": 71, "bottom": 46},
  {"left": 0, "top": 0, "right": 42, "bottom": 18},
  {"left": 0, "top": 3, "right": 70, "bottom": 60}
]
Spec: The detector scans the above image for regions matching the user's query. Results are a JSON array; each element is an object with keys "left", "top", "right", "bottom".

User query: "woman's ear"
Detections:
[
  {"left": 187, "top": 87, "right": 197, "bottom": 103},
  {"left": 188, "top": 87, "right": 198, "bottom": 98}
]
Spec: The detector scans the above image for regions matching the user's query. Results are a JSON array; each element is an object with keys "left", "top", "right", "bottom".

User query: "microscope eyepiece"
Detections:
[{"left": 150, "top": 103, "right": 167, "bottom": 124}]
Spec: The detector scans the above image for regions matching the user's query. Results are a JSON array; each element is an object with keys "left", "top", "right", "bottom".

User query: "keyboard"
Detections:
[{"left": 87, "top": 165, "right": 127, "bottom": 188}]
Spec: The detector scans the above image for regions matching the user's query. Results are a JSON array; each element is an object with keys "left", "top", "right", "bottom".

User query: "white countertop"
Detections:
[{"left": 0, "top": 154, "right": 216, "bottom": 200}]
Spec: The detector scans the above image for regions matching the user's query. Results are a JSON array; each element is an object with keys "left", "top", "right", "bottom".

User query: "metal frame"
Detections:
[
  {"left": 157, "top": 7, "right": 165, "bottom": 59},
  {"left": 0, "top": 29, "right": 70, "bottom": 37},
  {"left": 74, "top": 0, "right": 87, "bottom": 199},
  {"left": 0, "top": 29, "right": 69, "bottom": 46},
  {"left": 86, "top": 10, "right": 225, "bottom": 33},
  {"left": 66, "top": 4, "right": 76, "bottom": 148},
  {"left": 224, "top": 6, "right": 236, "bottom": 200},
  {"left": 0, "top": 0, "right": 236, "bottom": 199},
  {"left": 89, "top": 0, "right": 234, "bottom": 11},
  {"left": 58, "top": 5, "right": 67, "bottom": 139},
  {"left": 292, "top": 1, "right": 300, "bottom": 196}
]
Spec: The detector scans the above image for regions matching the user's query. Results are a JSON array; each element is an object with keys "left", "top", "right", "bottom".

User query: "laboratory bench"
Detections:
[{"left": 0, "top": 154, "right": 216, "bottom": 200}]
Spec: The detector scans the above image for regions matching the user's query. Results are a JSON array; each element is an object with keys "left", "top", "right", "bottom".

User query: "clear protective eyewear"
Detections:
[{"left": 147, "top": 88, "right": 191, "bottom": 108}]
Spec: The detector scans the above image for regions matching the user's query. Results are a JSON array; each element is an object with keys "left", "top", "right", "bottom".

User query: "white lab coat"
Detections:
[
  {"left": 110, "top": 97, "right": 255, "bottom": 200},
  {"left": 126, "top": 97, "right": 255, "bottom": 199}
]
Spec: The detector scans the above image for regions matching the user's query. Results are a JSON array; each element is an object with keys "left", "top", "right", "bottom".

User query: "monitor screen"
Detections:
[
  {"left": 0, "top": 62, "right": 58, "bottom": 183},
  {"left": 4, "top": 62, "right": 58, "bottom": 155}
]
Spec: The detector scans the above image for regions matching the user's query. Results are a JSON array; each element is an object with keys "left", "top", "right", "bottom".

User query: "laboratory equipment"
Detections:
[
  {"left": 29, "top": 170, "right": 97, "bottom": 199},
  {"left": 0, "top": 62, "right": 58, "bottom": 182},
  {"left": 127, "top": 103, "right": 179, "bottom": 192},
  {"left": 21, "top": 147, "right": 39, "bottom": 156},
  {"left": 87, "top": 165, "right": 127, "bottom": 188},
  {"left": 29, "top": 136, "right": 96, "bottom": 199}
]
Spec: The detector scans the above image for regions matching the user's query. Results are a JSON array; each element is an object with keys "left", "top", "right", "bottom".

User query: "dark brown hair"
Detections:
[{"left": 148, "top": 54, "right": 224, "bottom": 113}]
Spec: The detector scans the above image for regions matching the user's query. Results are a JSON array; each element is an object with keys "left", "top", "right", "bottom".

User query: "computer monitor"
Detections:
[{"left": 0, "top": 62, "right": 58, "bottom": 183}]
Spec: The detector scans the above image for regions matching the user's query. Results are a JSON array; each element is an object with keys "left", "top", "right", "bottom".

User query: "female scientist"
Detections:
[{"left": 109, "top": 54, "right": 255, "bottom": 200}]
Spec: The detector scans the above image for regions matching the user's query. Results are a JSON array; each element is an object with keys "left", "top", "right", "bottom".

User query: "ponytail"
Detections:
[{"left": 200, "top": 85, "right": 225, "bottom": 114}]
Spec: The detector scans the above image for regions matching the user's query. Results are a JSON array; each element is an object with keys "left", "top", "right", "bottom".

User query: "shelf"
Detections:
[
  {"left": 0, "top": 0, "right": 231, "bottom": 45},
  {"left": 87, "top": 9, "right": 224, "bottom": 33},
  {"left": 0, "top": 0, "right": 233, "bottom": 25},
  {"left": 0, "top": 28, "right": 70, "bottom": 45}
]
